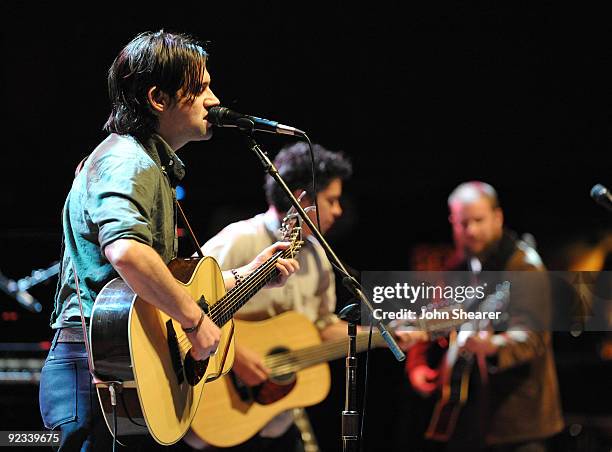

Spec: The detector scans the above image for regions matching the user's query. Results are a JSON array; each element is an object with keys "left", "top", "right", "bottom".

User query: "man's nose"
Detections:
[
  {"left": 465, "top": 222, "right": 478, "bottom": 236},
  {"left": 334, "top": 203, "right": 343, "bottom": 217},
  {"left": 206, "top": 89, "right": 220, "bottom": 107},
  {"left": 331, "top": 201, "right": 342, "bottom": 218}
]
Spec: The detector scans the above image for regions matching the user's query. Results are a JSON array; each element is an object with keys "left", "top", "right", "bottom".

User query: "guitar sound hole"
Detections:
[
  {"left": 252, "top": 346, "right": 298, "bottom": 405},
  {"left": 184, "top": 352, "right": 209, "bottom": 386},
  {"left": 267, "top": 346, "right": 296, "bottom": 384}
]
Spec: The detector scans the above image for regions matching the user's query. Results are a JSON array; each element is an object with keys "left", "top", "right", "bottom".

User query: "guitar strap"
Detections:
[
  {"left": 66, "top": 155, "right": 109, "bottom": 384},
  {"left": 72, "top": 261, "right": 103, "bottom": 384},
  {"left": 306, "top": 235, "right": 328, "bottom": 297},
  {"left": 176, "top": 200, "right": 204, "bottom": 258}
]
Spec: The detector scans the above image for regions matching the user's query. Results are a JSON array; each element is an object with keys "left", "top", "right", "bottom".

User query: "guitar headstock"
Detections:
[
  {"left": 390, "top": 280, "right": 512, "bottom": 338},
  {"left": 280, "top": 196, "right": 308, "bottom": 258},
  {"left": 477, "top": 280, "right": 511, "bottom": 327}
]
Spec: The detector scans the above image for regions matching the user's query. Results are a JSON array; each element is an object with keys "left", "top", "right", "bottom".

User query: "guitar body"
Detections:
[
  {"left": 90, "top": 257, "right": 235, "bottom": 445},
  {"left": 190, "top": 311, "right": 331, "bottom": 448},
  {"left": 426, "top": 337, "right": 472, "bottom": 441},
  {"left": 425, "top": 282, "right": 511, "bottom": 440}
]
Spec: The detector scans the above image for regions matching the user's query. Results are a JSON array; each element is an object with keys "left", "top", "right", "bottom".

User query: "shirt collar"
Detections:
[
  {"left": 139, "top": 134, "right": 186, "bottom": 187},
  {"left": 263, "top": 208, "right": 283, "bottom": 240},
  {"left": 263, "top": 207, "right": 317, "bottom": 249}
]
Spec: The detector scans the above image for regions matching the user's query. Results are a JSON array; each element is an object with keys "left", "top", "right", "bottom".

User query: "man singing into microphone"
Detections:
[{"left": 39, "top": 30, "right": 299, "bottom": 451}]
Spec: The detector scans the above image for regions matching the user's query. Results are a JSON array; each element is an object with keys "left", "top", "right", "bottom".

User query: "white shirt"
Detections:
[{"left": 201, "top": 208, "right": 338, "bottom": 438}]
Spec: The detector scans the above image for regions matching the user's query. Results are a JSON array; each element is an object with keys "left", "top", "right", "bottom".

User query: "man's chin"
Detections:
[{"left": 465, "top": 244, "right": 485, "bottom": 256}]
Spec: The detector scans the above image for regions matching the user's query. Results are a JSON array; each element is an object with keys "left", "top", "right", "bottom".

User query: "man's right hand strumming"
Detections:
[
  {"left": 232, "top": 344, "right": 269, "bottom": 386},
  {"left": 105, "top": 239, "right": 224, "bottom": 361},
  {"left": 182, "top": 311, "right": 222, "bottom": 361},
  {"left": 409, "top": 364, "right": 439, "bottom": 397}
]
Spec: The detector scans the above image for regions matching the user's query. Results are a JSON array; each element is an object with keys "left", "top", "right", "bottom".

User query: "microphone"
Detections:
[
  {"left": 207, "top": 106, "right": 306, "bottom": 137},
  {"left": 590, "top": 184, "right": 612, "bottom": 212}
]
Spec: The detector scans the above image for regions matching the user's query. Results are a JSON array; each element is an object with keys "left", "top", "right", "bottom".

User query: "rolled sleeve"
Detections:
[
  {"left": 85, "top": 152, "right": 159, "bottom": 252},
  {"left": 201, "top": 225, "right": 258, "bottom": 270}
]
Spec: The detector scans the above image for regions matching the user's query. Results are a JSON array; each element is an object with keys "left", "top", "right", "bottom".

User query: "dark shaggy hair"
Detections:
[
  {"left": 265, "top": 142, "right": 352, "bottom": 212},
  {"left": 103, "top": 30, "right": 208, "bottom": 139}
]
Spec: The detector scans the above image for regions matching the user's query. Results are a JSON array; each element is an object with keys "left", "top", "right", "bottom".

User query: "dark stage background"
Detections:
[{"left": 0, "top": 2, "right": 610, "bottom": 451}]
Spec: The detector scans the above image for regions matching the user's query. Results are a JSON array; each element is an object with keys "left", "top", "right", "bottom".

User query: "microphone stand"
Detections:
[
  {"left": 338, "top": 303, "right": 361, "bottom": 452},
  {"left": 240, "top": 132, "right": 405, "bottom": 452}
]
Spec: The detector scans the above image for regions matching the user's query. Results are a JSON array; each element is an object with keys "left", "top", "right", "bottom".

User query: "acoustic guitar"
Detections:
[
  {"left": 190, "top": 310, "right": 387, "bottom": 448},
  {"left": 89, "top": 217, "right": 303, "bottom": 445},
  {"left": 425, "top": 281, "right": 510, "bottom": 441}
]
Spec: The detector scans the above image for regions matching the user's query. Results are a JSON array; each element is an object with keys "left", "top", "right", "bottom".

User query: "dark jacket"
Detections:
[{"left": 408, "top": 231, "right": 564, "bottom": 445}]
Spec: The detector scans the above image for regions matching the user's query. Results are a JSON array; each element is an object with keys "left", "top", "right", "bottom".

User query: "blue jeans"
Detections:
[{"left": 38, "top": 331, "right": 112, "bottom": 451}]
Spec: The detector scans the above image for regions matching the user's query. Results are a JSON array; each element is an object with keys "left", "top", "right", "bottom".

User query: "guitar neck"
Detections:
[
  {"left": 409, "top": 283, "right": 511, "bottom": 336},
  {"left": 208, "top": 249, "right": 293, "bottom": 327},
  {"left": 266, "top": 330, "right": 387, "bottom": 377}
]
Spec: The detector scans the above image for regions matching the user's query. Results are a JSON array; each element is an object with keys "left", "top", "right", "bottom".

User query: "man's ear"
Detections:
[
  {"left": 147, "top": 86, "right": 170, "bottom": 113},
  {"left": 493, "top": 207, "right": 504, "bottom": 230}
]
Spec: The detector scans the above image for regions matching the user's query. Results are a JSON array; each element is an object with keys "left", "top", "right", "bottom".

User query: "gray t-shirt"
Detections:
[{"left": 51, "top": 133, "right": 184, "bottom": 329}]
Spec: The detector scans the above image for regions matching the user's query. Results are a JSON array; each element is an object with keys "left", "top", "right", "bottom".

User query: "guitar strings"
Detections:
[
  {"left": 176, "top": 245, "right": 298, "bottom": 350},
  {"left": 271, "top": 343, "right": 376, "bottom": 376},
  {"left": 264, "top": 333, "right": 373, "bottom": 366},
  {"left": 176, "top": 249, "right": 286, "bottom": 349},
  {"left": 208, "top": 290, "right": 507, "bottom": 370},
  {"left": 211, "top": 245, "right": 298, "bottom": 322},
  {"left": 176, "top": 318, "right": 349, "bottom": 368},
  {"left": 175, "top": 247, "right": 286, "bottom": 337},
  {"left": 210, "top": 251, "right": 286, "bottom": 322},
  {"left": 263, "top": 333, "right": 383, "bottom": 376}
]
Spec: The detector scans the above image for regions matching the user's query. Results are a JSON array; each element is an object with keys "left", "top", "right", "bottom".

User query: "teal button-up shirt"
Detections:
[{"left": 51, "top": 133, "right": 184, "bottom": 329}]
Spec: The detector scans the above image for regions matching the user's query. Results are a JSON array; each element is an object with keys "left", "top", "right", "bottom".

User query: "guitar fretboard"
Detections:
[
  {"left": 265, "top": 331, "right": 387, "bottom": 377},
  {"left": 209, "top": 247, "right": 299, "bottom": 327}
]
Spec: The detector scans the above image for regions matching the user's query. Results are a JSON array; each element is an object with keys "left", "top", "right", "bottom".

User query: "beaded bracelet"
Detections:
[{"left": 231, "top": 268, "right": 244, "bottom": 286}]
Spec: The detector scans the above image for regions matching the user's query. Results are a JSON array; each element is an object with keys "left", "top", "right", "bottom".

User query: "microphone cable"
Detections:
[
  {"left": 360, "top": 321, "right": 374, "bottom": 452},
  {"left": 303, "top": 134, "right": 322, "bottom": 234},
  {"left": 303, "top": 133, "right": 376, "bottom": 449}
]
